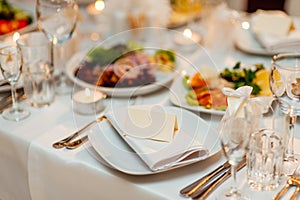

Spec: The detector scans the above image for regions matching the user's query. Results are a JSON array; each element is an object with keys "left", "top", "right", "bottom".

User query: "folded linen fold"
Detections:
[
  {"left": 250, "top": 10, "right": 300, "bottom": 50},
  {"left": 104, "top": 105, "right": 209, "bottom": 171},
  {"left": 254, "top": 31, "right": 300, "bottom": 50}
]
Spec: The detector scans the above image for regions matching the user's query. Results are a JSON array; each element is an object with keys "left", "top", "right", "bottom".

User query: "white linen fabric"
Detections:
[{"left": 253, "top": 30, "right": 300, "bottom": 50}]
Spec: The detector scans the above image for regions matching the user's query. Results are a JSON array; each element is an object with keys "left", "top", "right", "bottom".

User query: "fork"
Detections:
[
  {"left": 273, "top": 164, "right": 300, "bottom": 200},
  {"left": 52, "top": 116, "right": 107, "bottom": 149}
]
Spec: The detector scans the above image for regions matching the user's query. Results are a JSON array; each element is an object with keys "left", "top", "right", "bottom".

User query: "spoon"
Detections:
[{"left": 52, "top": 116, "right": 107, "bottom": 148}]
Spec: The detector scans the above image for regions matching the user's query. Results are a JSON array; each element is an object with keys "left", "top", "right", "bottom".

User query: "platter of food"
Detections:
[
  {"left": 170, "top": 62, "right": 272, "bottom": 115},
  {"left": 0, "top": 0, "right": 35, "bottom": 38},
  {"left": 66, "top": 42, "right": 178, "bottom": 97}
]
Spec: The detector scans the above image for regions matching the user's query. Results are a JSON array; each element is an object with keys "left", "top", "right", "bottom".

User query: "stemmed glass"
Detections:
[
  {"left": 36, "top": 0, "right": 78, "bottom": 95},
  {"left": 0, "top": 45, "right": 30, "bottom": 121},
  {"left": 218, "top": 103, "right": 253, "bottom": 199},
  {"left": 270, "top": 52, "right": 300, "bottom": 174}
]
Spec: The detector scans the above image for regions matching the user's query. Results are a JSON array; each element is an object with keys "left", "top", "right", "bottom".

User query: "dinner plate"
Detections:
[
  {"left": 169, "top": 75, "right": 225, "bottom": 116},
  {"left": 66, "top": 51, "right": 177, "bottom": 97},
  {"left": 87, "top": 106, "right": 221, "bottom": 175},
  {"left": 234, "top": 26, "right": 276, "bottom": 56}
]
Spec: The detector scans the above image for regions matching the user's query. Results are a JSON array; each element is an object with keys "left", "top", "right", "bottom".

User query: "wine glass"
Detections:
[
  {"left": 270, "top": 52, "right": 300, "bottom": 174},
  {"left": 36, "top": 0, "right": 78, "bottom": 95},
  {"left": 218, "top": 103, "right": 253, "bottom": 199},
  {"left": 0, "top": 45, "right": 30, "bottom": 121}
]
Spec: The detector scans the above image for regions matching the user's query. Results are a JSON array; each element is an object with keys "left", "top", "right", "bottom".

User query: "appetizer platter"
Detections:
[
  {"left": 0, "top": 0, "right": 34, "bottom": 36},
  {"left": 170, "top": 62, "right": 272, "bottom": 115}
]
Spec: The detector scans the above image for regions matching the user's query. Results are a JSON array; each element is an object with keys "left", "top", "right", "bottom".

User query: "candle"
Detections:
[
  {"left": 72, "top": 88, "right": 106, "bottom": 115},
  {"left": 3, "top": 32, "right": 20, "bottom": 44},
  {"left": 87, "top": 0, "right": 105, "bottom": 16},
  {"left": 173, "top": 28, "right": 201, "bottom": 46}
]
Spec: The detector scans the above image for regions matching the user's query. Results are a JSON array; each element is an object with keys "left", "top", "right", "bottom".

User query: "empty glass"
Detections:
[
  {"left": 17, "top": 31, "right": 55, "bottom": 107},
  {"left": 0, "top": 45, "right": 30, "bottom": 121},
  {"left": 36, "top": 0, "right": 78, "bottom": 95},
  {"left": 270, "top": 52, "right": 300, "bottom": 174}
]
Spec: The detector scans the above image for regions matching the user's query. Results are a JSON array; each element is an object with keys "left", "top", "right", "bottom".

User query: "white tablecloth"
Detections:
[{"left": 1, "top": 3, "right": 300, "bottom": 200}]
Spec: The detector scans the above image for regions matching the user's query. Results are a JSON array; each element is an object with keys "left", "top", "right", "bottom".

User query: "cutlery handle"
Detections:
[
  {"left": 290, "top": 186, "right": 300, "bottom": 200},
  {"left": 65, "top": 135, "right": 89, "bottom": 150},
  {"left": 180, "top": 161, "right": 229, "bottom": 197},
  {"left": 191, "top": 159, "right": 246, "bottom": 200},
  {"left": 52, "top": 120, "right": 97, "bottom": 149},
  {"left": 191, "top": 170, "right": 230, "bottom": 200},
  {"left": 273, "top": 184, "right": 290, "bottom": 200}
]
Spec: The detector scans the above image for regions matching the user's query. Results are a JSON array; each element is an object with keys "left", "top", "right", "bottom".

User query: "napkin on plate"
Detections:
[
  {"left": 250, "top": 10, "right": 300, "bottom": 50},
  {"left": 104, "top": 105, "right": 209, "bottom": 171}
]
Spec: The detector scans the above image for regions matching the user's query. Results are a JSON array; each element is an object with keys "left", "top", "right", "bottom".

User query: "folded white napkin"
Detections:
[
  {"left": 254, "top": 30, "right": 300, "bottom": 50},
  {"left": 104, "top": 105, "right": 209, "bottom": 171},
  {"left": 250, "top": 10, "right": 300, "bottom": 50}
]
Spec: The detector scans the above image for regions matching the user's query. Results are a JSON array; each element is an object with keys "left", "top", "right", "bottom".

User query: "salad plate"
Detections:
[
  {"left": 234, "top": 26, "right": 276, "bottom": 56},
  {"left": 87, "top": 106, "right": 221, "bottom": 175}
]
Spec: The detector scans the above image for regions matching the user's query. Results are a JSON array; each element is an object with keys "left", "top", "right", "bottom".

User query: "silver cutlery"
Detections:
[
  {"left": 180, "top": 160, "right": 231, "bottom": 197},
  {"left": 191, "top": 158, "right": 246, "bottom": 200},
  {"left": 0, "top": 90, "right": 26, "bottom": 113},
  {"left": 52, "top": 115, "right": 107, "bottom": 149},
  {"left": 0, "top": 79, "right": 9, "bottom": 87}
]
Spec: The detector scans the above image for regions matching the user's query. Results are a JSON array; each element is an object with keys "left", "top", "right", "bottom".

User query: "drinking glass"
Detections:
[
  {"left": 36, "top": 0, "right": 78, "bottom": 95},
  {"left": 0, "top": 45, "right": 30, "bottom": 121},
  {"left": 270, "top": 52, "right": 300, "bottom": 174},
  {"left": 17, "top": 31, "right": 55, "bottom": 107},
  {"left": 219, "top": 103, "right": 254, "bottom": 199}
]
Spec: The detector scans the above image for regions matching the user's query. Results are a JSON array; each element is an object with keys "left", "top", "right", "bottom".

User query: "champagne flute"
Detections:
[
  {"left": 270, "top": 52, "right": 300, "bottom": 174},
  {"left": 219, "top": 104, "right": 252, "bottom": 199},
  {"left": 0, "top": 45, "right": 30, "bottom": 121},
  {"left": 36, "top": 0, "right": 78, "bottom": 95}
]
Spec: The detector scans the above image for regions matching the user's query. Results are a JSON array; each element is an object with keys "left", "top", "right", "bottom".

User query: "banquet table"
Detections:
[{"left": 2, "top": 3, "right": 300, "bottom": 200}]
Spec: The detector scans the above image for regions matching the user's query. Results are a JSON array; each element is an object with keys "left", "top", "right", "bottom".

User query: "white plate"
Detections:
[
  {"left": 169, "top": 75, "right": 225, "bottom": 116},
  {"left": 234, "top": 26, "right": 276, "bottom": 56},
  {"left": 66, "top": 51, "right": 177, "bottom": 97},
  {"left": 87, "top": 106, "right": 221, "bottom": 175}
]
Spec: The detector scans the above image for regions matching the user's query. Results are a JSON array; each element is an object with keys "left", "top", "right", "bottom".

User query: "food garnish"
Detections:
[
  {"left": 220, "top": 62, "right": 268, "bottom": 96},
  {"left": 183, "top": 73, "right": 227, "bottom": 110},
  {"left": 183, "top": 62, "right": 271, "bottom": 111}
]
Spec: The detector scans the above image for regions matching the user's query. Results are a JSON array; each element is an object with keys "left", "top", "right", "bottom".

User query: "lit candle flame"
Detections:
[
  {"left": 13, "top": 32, "right": 20, "bottom": 42},
  {"left": 183, "top": 29, "right": 192, "bottom": 39},
  {"left": 95, "top": 0, "right": 105, "bottom": 11}
]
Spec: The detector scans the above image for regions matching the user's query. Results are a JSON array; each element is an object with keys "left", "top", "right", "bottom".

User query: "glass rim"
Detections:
[
  {"left": 16, "top": 31, "right": 50, "bottom": 48},
  {"left": 272, "top": 52, "right": 300, "bottom": 71},
  {"left": 0, "top": 45, "right": 19, "bottom": 55}
]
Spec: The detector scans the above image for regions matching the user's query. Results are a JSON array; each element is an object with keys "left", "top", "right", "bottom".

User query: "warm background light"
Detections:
[{"left": 95, "top": 0, "right": 105, "bottom": 11}]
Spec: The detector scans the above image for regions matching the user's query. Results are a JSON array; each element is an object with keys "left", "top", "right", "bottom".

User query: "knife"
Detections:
[
  {"left": 180, "top": 160, "right": 231, "bottom": 197},
  {"left": 0, "top": 90, "right": 26, "bottom": 113},
  {"left": 191, "top": 158, "right": 246, "bottom": 200}
]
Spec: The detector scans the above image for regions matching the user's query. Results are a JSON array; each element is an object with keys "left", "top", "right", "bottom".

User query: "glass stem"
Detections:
[
  {"left": 10, "top": 83, "right": 18, "bottom": 111},
  {"left": 229, "top": 164, "right": 238, "bottom": 195},
  {"left": 286, "top": 116, "right": 297, "bottom": 157},
  {"left": 50, "top": 41, "right": 54, "bottom": 68}
]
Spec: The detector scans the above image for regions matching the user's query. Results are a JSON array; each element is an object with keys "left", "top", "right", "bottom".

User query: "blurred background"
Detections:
[{"left": 226, "top": 0, "right": 300, "bottom": 15}]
